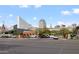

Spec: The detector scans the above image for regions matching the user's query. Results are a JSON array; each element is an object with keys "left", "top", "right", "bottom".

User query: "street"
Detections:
[{"left": 0, "top": 38, "right": 79, "bottom": 54}]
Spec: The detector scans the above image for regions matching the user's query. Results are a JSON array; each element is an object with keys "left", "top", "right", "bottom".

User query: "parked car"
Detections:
[
  {"left": 50, "top": 35, "right": 58, "bottom": 40},
  {"left": 0, "top": 34, "right": 16, "bottom": 38},
  {"left": 30, "top": 35, "right": 38, "bottom": 38},
  {"left": 39, "top": 34, "right": 50, "bottom": 38}
]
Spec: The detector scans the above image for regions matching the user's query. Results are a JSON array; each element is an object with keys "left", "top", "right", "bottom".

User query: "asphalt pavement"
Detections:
[{"left": 0, "top": 38, "right": 79, "bottom": 54}]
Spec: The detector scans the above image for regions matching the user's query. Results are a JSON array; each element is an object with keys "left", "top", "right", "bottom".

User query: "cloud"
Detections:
[
  {"left": 48, "top": 16, "right": 53, "bottom": 20},
  {"left": 57, "top": 21, "right": 65, "bottom": 25},
  {"left": 61, "top": 10, "right": 71, "bottom": 15},
  {"left": 0, "top": 14, "right": 13, "bottom": 19},
  {"left": 9, "top": 14, "right": 13, "bottom": 17},
  {"left": 19, "top": 5, "right": 29, "bottom": 8},
  {"left": 18, "top": 5, "right": 42, "bottom": 9},
  {"left": 0, "top": 23, "right": 3, "bottom": 26},
  {"left": 34, "top": 5, "right": 42, "bottom": 8},
  {"left": 72, "top": 8, "right": 79, "bottom": 14},
  {"left": 6, "top": 14, "right": 13, "bottom": 18},
  {"left": 0, "top": 16, "right": 2, "bottom": 18},
  {"left": 57, "top": 21, "right": 76, "bottom": 26},
  {"left": 33, "top": 17, "right": 37, "bottom": 20},
  {"left": 61, "top": 8, "right": 79, "bottom": 15}
]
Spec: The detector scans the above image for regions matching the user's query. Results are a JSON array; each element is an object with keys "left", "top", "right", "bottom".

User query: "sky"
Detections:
[{"left": 0, "top": 5, "right": 79, "bottom": 28}]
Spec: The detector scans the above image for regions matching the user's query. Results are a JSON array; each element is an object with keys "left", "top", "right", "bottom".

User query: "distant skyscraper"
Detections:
[
  {"left": 13, "top": 24, "right": 17, "bottom": 30},
  {"left": 1, "top": 24, "right": 6, "bottom": 33},
  {"left": 55, "top": 25, "right": 60, "bottom": 28},
  {"left": 50, "top": 24, "right": 52, "bottom": 28},
  {"left": 16, "top": 16, "right": 33, "bottom": 29},
  {"left": 61, "top": 24, "right": 66, "bottom": 28},
  {"left": 72, "top": 24, "right": 77, "bottom": 28},
  {"left": 39, "top": 19, "right": 46, "bottom": 28},
  {"left": 49, "top": 24, "right": 53, "bottom": 31}
]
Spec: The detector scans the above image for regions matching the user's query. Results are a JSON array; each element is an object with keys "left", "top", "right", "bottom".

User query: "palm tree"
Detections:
[{"left": 60, "top": 28, "right": 70, "bottom": 39}]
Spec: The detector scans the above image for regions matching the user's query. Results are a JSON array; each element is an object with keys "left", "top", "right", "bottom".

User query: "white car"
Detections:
[
  {"left": 30, "top": 35, "right": 37, "bottom": 38},
  {"left": 50, "top": 35, "right": 58, "bottom": 40}
]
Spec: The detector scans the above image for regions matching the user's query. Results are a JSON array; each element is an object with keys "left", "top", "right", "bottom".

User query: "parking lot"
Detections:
[{"left": 0, "top": 38, "right": 79, "bottom": 54}]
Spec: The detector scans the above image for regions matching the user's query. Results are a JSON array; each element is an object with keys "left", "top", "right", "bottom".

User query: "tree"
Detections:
[
  {"left": 51, "top": 30, "right": 60, "bottom": 36},
  {"left": 60, "top": 28, "right": 70, "bottom": 39},
  {"left": 37, "top": 28, "right": 50, "bottom": 38},
  {"left": 70, "top": 26, "right": 79, "bottom": 39},
  {"left": 5, "top": 29, "right": 21, "bottom": 35},
  {"left": 12, "top": 29, "right": 21, "bottom": 35}
]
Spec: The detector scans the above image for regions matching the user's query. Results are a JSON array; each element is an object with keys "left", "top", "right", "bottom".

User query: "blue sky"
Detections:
[{"left": 0, "top": 5, "right": 79, "bottom": 27}]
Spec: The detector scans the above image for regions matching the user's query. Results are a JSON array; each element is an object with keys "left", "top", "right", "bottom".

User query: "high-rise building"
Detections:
[
  {"left": 1, "top": 24, "right": 6, "bottom": 33},
  {"left": 39, "top": 19, "right": 46, "bottom": 28},
  {"left": 61, "top": 24, "right": 66, "bottom": 28},
  {"left": 55, "top": 25, "right": 60, "bottom": 28},
  {"left": 49, "top": 24, "right": 53, "bottom": 31},
  {"left": 50, "top": 24, "right": 52, "bottom": 28},
  {"left": 13, "top": 24, "right": 17, "bottom": 30},
  {"left": 16, "top": 16, "right": 33, "bottom": 29},
  {"left": 72, "top": 24, "right": 77, "bottom": 28}
]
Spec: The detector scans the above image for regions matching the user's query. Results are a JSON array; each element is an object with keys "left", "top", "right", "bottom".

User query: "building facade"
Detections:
[
  {"left": 39, "top": 19, "right": 46, "bottom": 28},
  {"left": 16, "top": 16, "right": 33, "bottom": 29}
]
